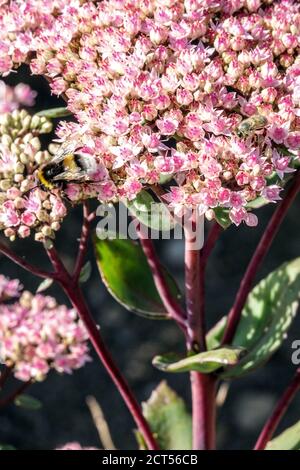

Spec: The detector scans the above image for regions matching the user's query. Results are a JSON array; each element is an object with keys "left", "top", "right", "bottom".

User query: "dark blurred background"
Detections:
[{"left": 0, "top": 67, "right": 300, "bottom": 450}]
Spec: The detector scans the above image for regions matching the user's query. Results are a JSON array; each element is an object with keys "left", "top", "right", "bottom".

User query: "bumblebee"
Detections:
[
  {"left": 237, "top": 115, "right": 268, "bottom": 138},
  {"left": 37, "top": 142, "right": 97, "bottom": 190}
]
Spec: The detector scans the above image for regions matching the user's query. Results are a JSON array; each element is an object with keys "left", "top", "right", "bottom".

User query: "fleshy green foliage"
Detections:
[
  {"left": 126, "top": 190, "right": 175, "bottom": 232},
  {"left": 246, "top": 197, "right": 269, "bottom": 209},
  {"left": 94, "top": 237, "right": 181, "bottom": 319},
  {"left": 153, "top": 347, "right": 244, "bottom": 374},
  {"left": 206, "top": 316, "right": 227, "bottom": 350},
  {"left": 215, "top": 258, "right": 300, "bottom": 378},
  {"left": 14, "top": 394, "right": 42, "bottom": 410},
  {"left": 36, "top": 107, "right": 72, "bottom": 118},
  {"left": 142, "top": 381, "right": 192, "bottom": 450},
  {"left": 266, "top": 421, "right": 300, "bottom": 450},
  {"left": 213, "top": 208, "right": 231, "bottom": 229}
]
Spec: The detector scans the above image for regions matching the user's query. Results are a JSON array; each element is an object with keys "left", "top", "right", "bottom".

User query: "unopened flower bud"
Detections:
[
  {"left": 41, "top": 225, "right": 53, "bottom": 237},
  {"left": 30, "top": 115, "right": 41, "bottom": 129},
  {"left": 0, "top": 179, "right": 11, "bottom": 190}
]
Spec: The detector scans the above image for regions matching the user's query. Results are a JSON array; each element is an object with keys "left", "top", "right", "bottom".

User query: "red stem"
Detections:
[
  {"left": 185, "top": 232, "right": 206, "bottom": 352},
  {"left": 44, "top": 245, "right": 158, "bottom": 449},
  {"left": 73, "top": 203, "right": 96, "bottom": 283},
  {"left": 0, "top": 381, "right": 31, "bottom": 408},
  {"left": 201, "top": 222, "right": 222, "bottom": 270},
  {"left": 0, "top": 235, "right": 158, "bottom": 448},
  {"left": 254, "top": 368, "right": 300, "bottom": 450},
  {"left": 191, "top": 372, "right": 217, "bottom": 450},
  {"left": 184, "top": 223, "right": 217, "bottom": 450},
  {"left": 222, "top": 171, "right": 300, "bottom": 345},
  {"left": 60, "top": 280, "right": 159, "bottom": 450},
  {"left": 0, "top": 241, "right": 55, "bottom": 280},
  {"left": 136, "top": 224, "right": 187, "bottom": 333}
]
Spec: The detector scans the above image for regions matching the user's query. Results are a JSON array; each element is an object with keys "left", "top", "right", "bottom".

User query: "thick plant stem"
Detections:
[
  {"left": 136, "top": 225, "right": 187, "bottom": 333},
  {"left": 222, "top": 171, "right": 300, "bottom": 345},
  {"left": 191, "top": 372, "right": 217, "bottom": 450},
  {"left": 185, "top": 232, "right": 206, "bottom": 352},
  {"left": 61, "top": 281, "right": 159, "bottom": 451},
  {"left": 254, "top": 368, "right": 300, "bottom": 450},
  {"left": 185, "top": 223, "right": 216, "bottom": 450}
]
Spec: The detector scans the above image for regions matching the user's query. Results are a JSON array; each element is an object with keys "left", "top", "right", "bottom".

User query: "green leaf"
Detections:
[
  {"left": 206, "top": 316, "right": 227, "bottom": 350},
  {"left": 79, "top": 261, "right": 92, "bottom": 283},
  {"left": 0, "top": 444, "right": 16, "bottom": 450},
  {"left": 94, "top": 237, "right": 181, "bottom": 319},
  {"left": 266, "top": 421, "right": 300, "bottom": 450},
  {"left": 36, "top": 278, "right": 53, "bottom": 293},
  {"left": 126, "top": 190, "right": 175, "bottom": 232},
  {"left": 142, "top": 381, "right": 192, "bottom": 450},
  {"left": 153, "top": 347, "right": 245, "bottom": 374},
  {"left": 246, "top": 196, "right": 269, "bottom": 210},
  {"left": 14, "top": 394, "right": 42, "bottom": 410},
  {"left": 213, "top": 207, "right": 231, "bottom": 229},
  {"left": 36, "top": 107, "right": 72, "bottom": 119},
  {"left": 222, "top": 258, "right": 300, "bottom": 378}
]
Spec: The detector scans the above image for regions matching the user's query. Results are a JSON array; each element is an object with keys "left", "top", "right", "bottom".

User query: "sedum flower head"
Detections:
[
  {"left": 0, "top": 276, "right": 91, "bottom": 382},
  {"left": 0, "top": 1, "right": 300, "bottom": 225},
  {"left": 0, "top": 109, "right": 68, "bottom": 241}
]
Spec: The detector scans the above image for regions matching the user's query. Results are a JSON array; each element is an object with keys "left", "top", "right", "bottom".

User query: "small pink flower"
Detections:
[
  {"left": 268, "top": 123, "right": 290, "bottom": 144},
  {"left": 21, "top": 211, "right": 36, "bottom": 227},
  {"left": 262, "top": 185, "right": 282, "bottom": 202}
]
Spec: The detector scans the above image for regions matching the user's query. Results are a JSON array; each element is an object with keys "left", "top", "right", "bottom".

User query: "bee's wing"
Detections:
[
  {"left": 52, "top": 169, "right": 90, "bottom": 182},
  {"left": 49, "top": 141, "right": 80, "bottom": 164}
]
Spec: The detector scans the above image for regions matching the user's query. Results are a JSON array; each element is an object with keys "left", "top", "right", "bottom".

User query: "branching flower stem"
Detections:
[
  {"left": 73, "top": 202, "right": 96, "bottom": 283},
  {"left": 0, "top": 241, "right": 55, "bottom": 280},
  {"left": 254, "top": 368, "right": 300, "bottom": 450},
  {"left": 222, "top": 171, "right": 300, "bottom": 345},
  {"left": 0, "top": 205, "right": 158, "bottom": 451},
  {"left": 136, "top": 223, "right": 187, "bottom": 333}
]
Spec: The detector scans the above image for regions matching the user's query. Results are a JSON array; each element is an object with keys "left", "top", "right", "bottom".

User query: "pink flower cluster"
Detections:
[
  {"left": 1, "top": 0, "right": 300, "bottom": 225},
  {"left": 0, "top": 81, "right": 36, "bottom": 114},
  {"left": 0, "top": 109, "right": 68, "bottom": 241},
  {"left": 0, "top": 276, "right": 91, "bottom": 382}
]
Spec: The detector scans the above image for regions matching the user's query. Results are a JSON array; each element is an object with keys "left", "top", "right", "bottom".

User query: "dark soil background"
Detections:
[{"left": 0, "top": 68, "right": 300, "bottom": 450}]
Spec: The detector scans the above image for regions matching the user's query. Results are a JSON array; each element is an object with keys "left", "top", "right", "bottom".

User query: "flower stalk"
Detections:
[
  {"left": 222, "top": 171, "right": 300, "bottom": 345},
  {"left": 0, "top": 206, "right": 158, "bottom": 450},
  {"left": 254, "top": 368, "right": 300, "bottom": 450},
  {"left": 184, "top": 220, "right": 216, "bottom": 451},
  {"left": 136, "top": 223, "right": 187, "bottom": 333}
]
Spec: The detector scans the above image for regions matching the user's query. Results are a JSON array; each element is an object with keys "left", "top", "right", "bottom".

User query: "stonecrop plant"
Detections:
[{"left": 0, "top": 0, "right": 300, "bottom": 452}]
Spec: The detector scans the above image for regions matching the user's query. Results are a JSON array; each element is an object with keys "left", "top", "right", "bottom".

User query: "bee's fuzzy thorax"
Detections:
[{"left": 37, "top": 168, "right": 55, "bottom": 190}]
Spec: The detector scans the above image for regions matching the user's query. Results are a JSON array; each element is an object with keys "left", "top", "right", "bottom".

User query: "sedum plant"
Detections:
[{"left": 0, "top": 0, "right": 299, "bottom": 451}]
